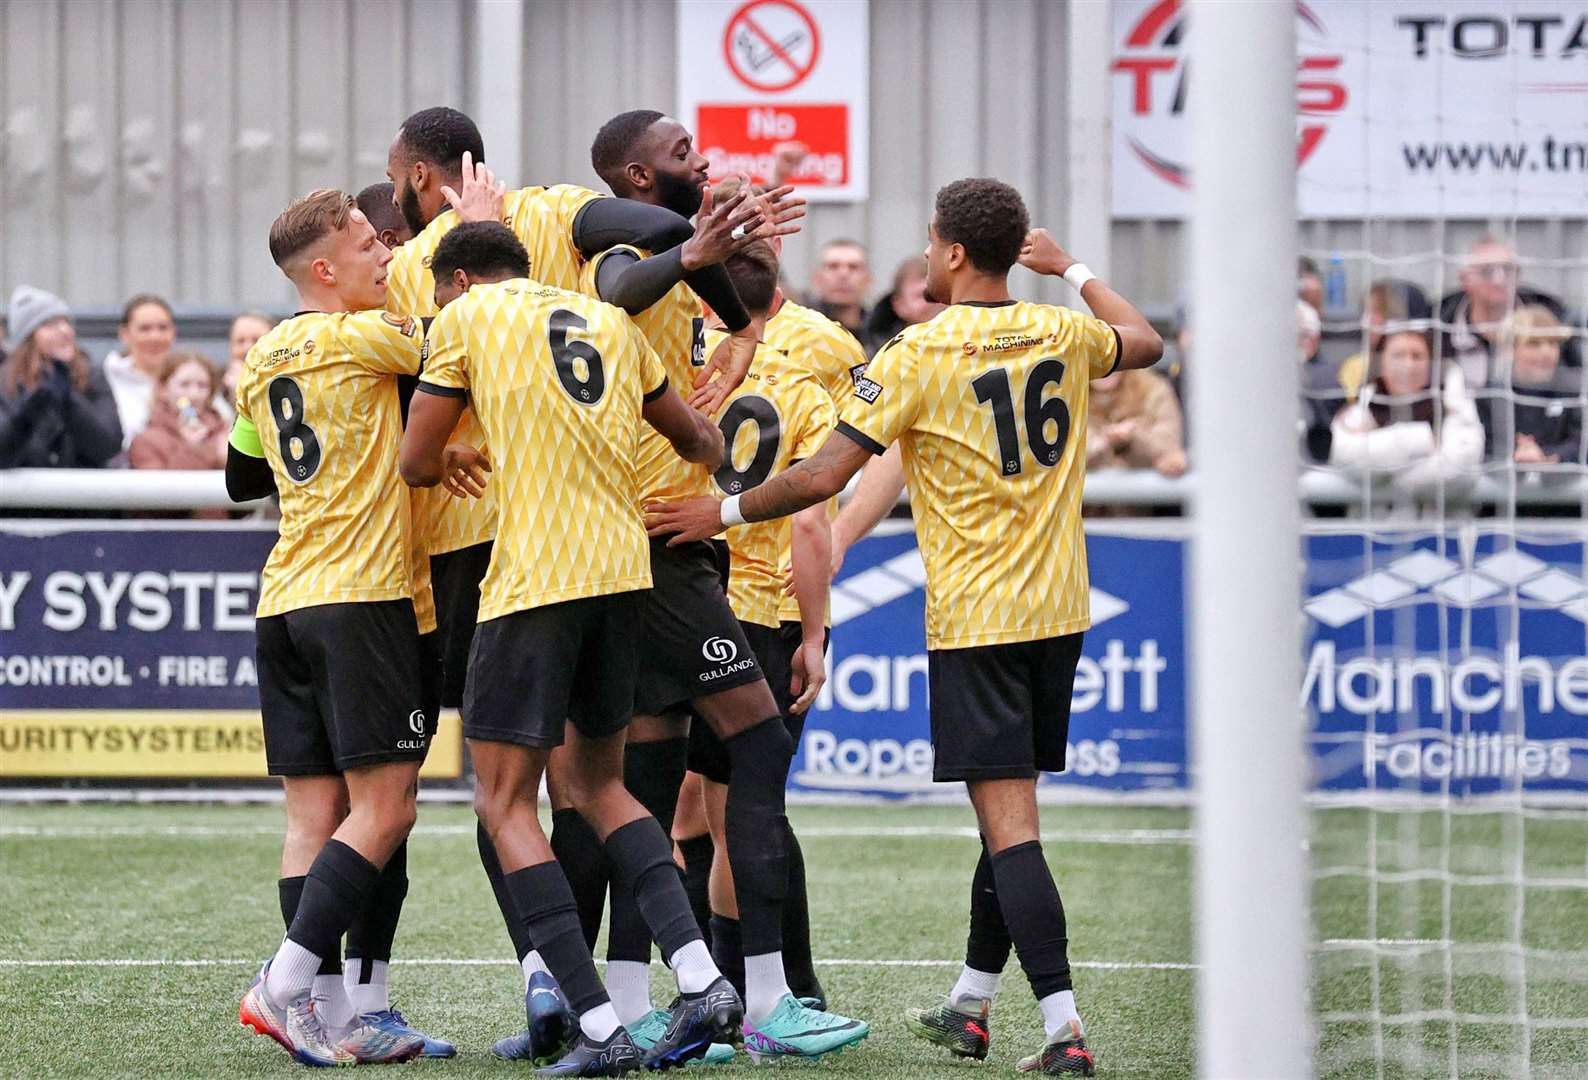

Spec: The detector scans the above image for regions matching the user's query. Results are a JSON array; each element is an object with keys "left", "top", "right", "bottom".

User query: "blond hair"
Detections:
[
  {"left": 269, "top": 189, "right": 356, "bottom": 271},
  {"left": 1511, "top": 304, "right": 1568, "bottom": 346}
]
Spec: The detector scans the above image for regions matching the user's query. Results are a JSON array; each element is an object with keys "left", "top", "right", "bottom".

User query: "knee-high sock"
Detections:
[
  {"left": 550, "top": 807, "right": 608, "bottom": 952},
  {"left": 477, "top": 821, "right": 535, "bottom": 961},
  {"left": 723, "top": 718, "right": 793, "bottom": 957},
  {"left": 267, "top": 840, "right": 380, "bottom": 1004},
  {"left": 344, "top": 841, "right": 409, "bottom": 1014},
  {"left": 678, "top": 833, "right": 716, "bottom": 948},
  {"left": 606, "top": 738, "right": 688, "bottom": 965},
  {"left": 988, "top": 842, "right": 1072, "bottom": 1001},
  {"left": 779, "top": 824, "right": 823, "bottom": 1003}
]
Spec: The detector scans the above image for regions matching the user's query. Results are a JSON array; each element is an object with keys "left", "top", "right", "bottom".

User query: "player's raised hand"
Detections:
[
  {"left": 688, "top": 326, "right": 756, "bottom": 415},
  {"left": 440, "top": 442, "right": 491, "bottom": 499},
  {"left": 643, "top": 496, "right": 726, "bottom": 545},
  {"left": 441, "top": 150, "right": 506, "bottom": 224},
  {"left": 789, "top": 637, "right": 826, "bottom": 714},
  {"left": 679, "top": 178, "right": 763, "bottom": 270},
  {"left": 745, "top": 183, "right": 806, "bottom": 243},
  {"left": 1018, "top": 228, "right": 1075, "bottom": 277}
]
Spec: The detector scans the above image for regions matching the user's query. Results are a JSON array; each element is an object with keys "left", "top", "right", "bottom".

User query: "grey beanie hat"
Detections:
[{"left": 8, "top": 285, "right": 72, "bottom": 349}]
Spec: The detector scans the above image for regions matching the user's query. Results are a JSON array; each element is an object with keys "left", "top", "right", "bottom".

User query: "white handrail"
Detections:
[{"left": 0, "top": 467, "right": 1583, "bottom": 511}]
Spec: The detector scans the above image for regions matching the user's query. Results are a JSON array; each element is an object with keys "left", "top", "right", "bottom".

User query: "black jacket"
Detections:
[
  {"left": 0, "top": 359, "right": 124, "bottom": 468},
  {"left": 1481, "top": 371, "right": 1584, "bottom": 463}
]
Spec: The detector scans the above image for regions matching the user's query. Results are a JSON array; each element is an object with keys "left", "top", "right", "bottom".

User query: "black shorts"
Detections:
[
  {"left": 633, "top": 539, "right": 763, "bottom": 716},
  {"left": 463, "top": 591, "right": 642, "bottom": 749},
  {"left": 688, "top": 621, "right": 828, "bottom": 785},
  {"left": 430, "top": 540, "right": 492, "bottom": 708},
  {"left": 256, "top": 600, "right": 431, "bottom": 776},
  {"left": 928, "top": 633, "right": 1086, "bottom": 783}
]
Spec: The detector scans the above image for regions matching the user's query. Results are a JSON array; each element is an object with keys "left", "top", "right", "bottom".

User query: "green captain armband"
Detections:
[{"left": 229, "top": 415, "right": 265, "bottom": 458}]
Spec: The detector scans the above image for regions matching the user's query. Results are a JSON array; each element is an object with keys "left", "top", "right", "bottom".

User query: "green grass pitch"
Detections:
[{"left": 2, "top": 801, "right": 1583, "bottom": 1077}]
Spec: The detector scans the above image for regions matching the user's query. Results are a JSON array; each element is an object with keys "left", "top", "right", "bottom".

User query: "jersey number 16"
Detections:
[{"left": 970, "top": 358, "right": 1070, "bottom": 476}]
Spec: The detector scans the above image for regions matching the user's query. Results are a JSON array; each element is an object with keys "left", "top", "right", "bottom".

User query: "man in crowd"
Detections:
[{"left": 806, "top": 239, "right": 873, "bottom": 343}]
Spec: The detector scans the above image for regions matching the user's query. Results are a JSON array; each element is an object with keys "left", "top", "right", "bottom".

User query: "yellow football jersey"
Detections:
[
  {"left": 765, "top": 299, "right": 870, "bottom": 404},
  {"left": 419, "top": 279, "right": 668, "bottom": 622},
  {"left": 836, "top": 301, "right": 1120, "bottom": 650},
  {"left": 386, "top": 183, "right": 605, "bottom": 556},
  {"left": 231, "top": 310, "right": 422, "bottom": 619},
  {"left": 765, "top": 299, "right": 868, "bottom": 624},
  {"left": 701, "top": 331, "right": 836, "bottom": 629},
  {"left": 578, "top": 243, "right": 709, "bottom": 505}
]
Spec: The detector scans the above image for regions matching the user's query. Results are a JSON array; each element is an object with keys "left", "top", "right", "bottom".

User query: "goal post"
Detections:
[{"left": 1188, "top": 2, "right": 1312, "bottom": 1076}]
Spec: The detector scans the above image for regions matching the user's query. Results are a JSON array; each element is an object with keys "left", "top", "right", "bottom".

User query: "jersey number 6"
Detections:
[
  {"left": 970, "top": 358, "right": 1070, "bottom": 476},
  {"left": 266, "top": 376, "right": 322, "bottom": 483},
  {"left": 549, "top": 309, "right": 607, "bottom": 405}
]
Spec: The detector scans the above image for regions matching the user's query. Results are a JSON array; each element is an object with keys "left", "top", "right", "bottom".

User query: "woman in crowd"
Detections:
[
  {"left": 103, "top": 293, "right": 177, "bottom": 448},
  {"left": 222, "top": 311, "right": 274, "bottom": 415},
  {"left": 1488, "top": 305, "right": 1583, "bottom": 467},
  {"left": 861, "top": 255, "right": 945, "bottom": 354},
  {"left": 0, "top": 285, "right": 122, "bottom": 469},
  {"left": 1330, "top": 327, "right": 1484, "bottom": 492},
  {"left": 1087, "top": 366, "right": 1187, "bottom": 477},
  {"left": 1336, "top": 279, "right": 1433, "bottom": 403},
  {"left": 128, "top": 352, "right": 231, "bottom": 471}
]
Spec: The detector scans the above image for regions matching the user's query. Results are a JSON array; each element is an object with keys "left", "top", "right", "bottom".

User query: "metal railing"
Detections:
[{"left": 2, "top": 467, "right": 1583, "bottom": 512}]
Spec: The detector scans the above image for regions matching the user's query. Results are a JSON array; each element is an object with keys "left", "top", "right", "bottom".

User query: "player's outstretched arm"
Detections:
[
  {"left": 642, "top": 385, "right": 726, "bottom": 470},
  {"left": 645, "top": 427, "right": 871, "bottom": 545},
  {"left": 1019, "top": 228, "right": 1164, "bottom": 371},
  {"left": 399, "top": 387, "right": 467, "bottom": 488},
  {"left": 829, "top": 441, "right": 905, "bottom": 578}
]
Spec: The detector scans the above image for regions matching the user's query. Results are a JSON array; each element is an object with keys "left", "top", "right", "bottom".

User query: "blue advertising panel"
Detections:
[
  {"left": 790, "top": 522, "right": 1189, "bottom": 797},
  {"left": 1304, "top": 525, "right": 1588, "bottom": 796}
]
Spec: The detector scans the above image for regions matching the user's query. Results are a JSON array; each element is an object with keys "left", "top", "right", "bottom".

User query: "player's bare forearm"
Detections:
[
  {"left": 791, "top": 503, "right": 832, "bottom": 643},
  {"left": 399, "top": 388, "right": 466, "bottom": 487},
  {"left": 643, "top": 387, "right": 726, "bottom": 469},
  {"left": 1020, "top": 227, "right": 1162, "bottom": 370},
  {"left": 832, "top": 442, "right": 905, "bottom": 556}
]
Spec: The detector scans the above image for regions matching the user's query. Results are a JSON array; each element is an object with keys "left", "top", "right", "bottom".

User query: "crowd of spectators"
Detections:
[{"left": 2, "top": 230, "right": 1581, "bottom": 518}]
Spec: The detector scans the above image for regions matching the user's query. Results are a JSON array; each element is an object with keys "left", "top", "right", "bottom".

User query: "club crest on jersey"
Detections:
[
  {"left": 301, "top": 339, "right": 315, "bottom": 355},
  {"left": 962, "top": 342, "right": 978, "bottom": 356},
  {"left": 382, "top": 312, "right": 417, "bottom": 336},
  {"left": 854, "top": 377, "right": 883, "bottom": 403}
]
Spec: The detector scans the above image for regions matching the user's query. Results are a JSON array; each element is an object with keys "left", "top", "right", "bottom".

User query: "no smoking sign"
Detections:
[
  {"left": 678, "top": 0, "right": 869, "bottom": 202},
  {"left": 723, "top": 0, "right": 821, "bottom": 93}
]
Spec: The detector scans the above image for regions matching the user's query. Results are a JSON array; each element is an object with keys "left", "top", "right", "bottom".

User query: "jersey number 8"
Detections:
[
  {"left": 970, "top": 358, "right": 1070, "bottom": 476},
  {"left": 266, "top": 376, "right": 322, "bottom": 483}
]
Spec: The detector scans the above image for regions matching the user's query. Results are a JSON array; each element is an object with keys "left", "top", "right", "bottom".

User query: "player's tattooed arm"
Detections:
[{"left": 645, "top": 428, "right": 870, "bottom": 544}]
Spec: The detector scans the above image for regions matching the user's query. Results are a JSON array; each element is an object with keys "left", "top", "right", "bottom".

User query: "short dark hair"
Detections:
[
  {"left": 355, "top": 182, "right": 404, "bottom": 235},
  {"left": 1298, "top": 255, "right": 1321, "bottom": 277},
  {"left": 591, "top": 109, "right": 664, "bottom": 191},
  {"left": 724, "top": 241, "right": 780, "bottom": 315},
  {"left": 431, "top": 222, "right": 530, "bottom": 281},
  {"left": 933, "top": 179, "right": 1029, "bottom": 276},
  {"left": 396, "top": 107, "right": 484, "bottom": 173}
]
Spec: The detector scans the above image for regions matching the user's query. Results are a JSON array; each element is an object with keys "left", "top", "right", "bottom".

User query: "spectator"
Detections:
[
  {"left": 128, "top": 352, "right": 231, "bottom": 471},
  {"left": 222, "top": 311, "right": 274, "bottom": 414},
  {"left": 806, "top": 238, "right": 871, "bottom": 339},
  {"left": 1298, "top": 255, "right": 1324, "bottom": 314},
  {"left": 1087, "top": 367, "right": 1186, "bottom": 477},
  {"left": 0, "top": 285, "right": 122, "bottom": 469},
  {"left": 1484, "top": 305, "right": 1583, "bottom": 467},
  {"left": 1338, "top": 279, "right": 1432, "bottom": 402},
  {"left": 862, "top": 254, "right": 944, "bottom": 353},
  {"left": 1439, "top": 235, "right": 1576, "bottom": 389},
  {"left": 1299, "top": 300, "right": 1340, "bottom": 463},
  {"left": 103, "top": 293, "right": 177, "bottom": 448},
  {"left": 1329, "top": 328, "right": 1484, "bottom": 492}
]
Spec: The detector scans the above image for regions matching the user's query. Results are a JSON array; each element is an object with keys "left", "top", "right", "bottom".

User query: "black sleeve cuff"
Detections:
[
  {"left": 1107, "top": 326, "right": 1123, "bottom": 376},
  {"left": 643, "top": 379, "right": 669, "bottom": 403},
  {"left": 835, "top": 420, "right": 886, "bottom": 456},
  {"left": 416, "top": 381, "right": 467, "bottom": 398}
]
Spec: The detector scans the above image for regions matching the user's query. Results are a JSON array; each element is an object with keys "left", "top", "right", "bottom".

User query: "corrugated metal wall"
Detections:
[{"left": 2, "top": 0, "right": 1580, "bottom": 314}]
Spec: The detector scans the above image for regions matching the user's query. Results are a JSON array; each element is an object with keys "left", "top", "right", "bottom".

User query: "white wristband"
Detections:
[
  {"left": 1063, "top": 263, "right": 1097, "bottom": 291},
  {"left": 719, "top": 493, "right": 746, "bottom": 527}
]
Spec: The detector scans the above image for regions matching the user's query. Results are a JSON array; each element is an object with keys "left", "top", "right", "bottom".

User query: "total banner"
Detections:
[
  {"left": 795, "top": 521, "right": 1588, "bottom": 799},
  {"left": 0, "top": 523, "right": 462, "bottom": 780},
  {"left": 1112, "top": 0, "right": 1588, "bottom": 219}
]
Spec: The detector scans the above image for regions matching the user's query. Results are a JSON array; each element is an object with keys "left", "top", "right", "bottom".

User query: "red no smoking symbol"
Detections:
[{"left": 722, "top": 0, "right": 822, "bottom": 93}]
